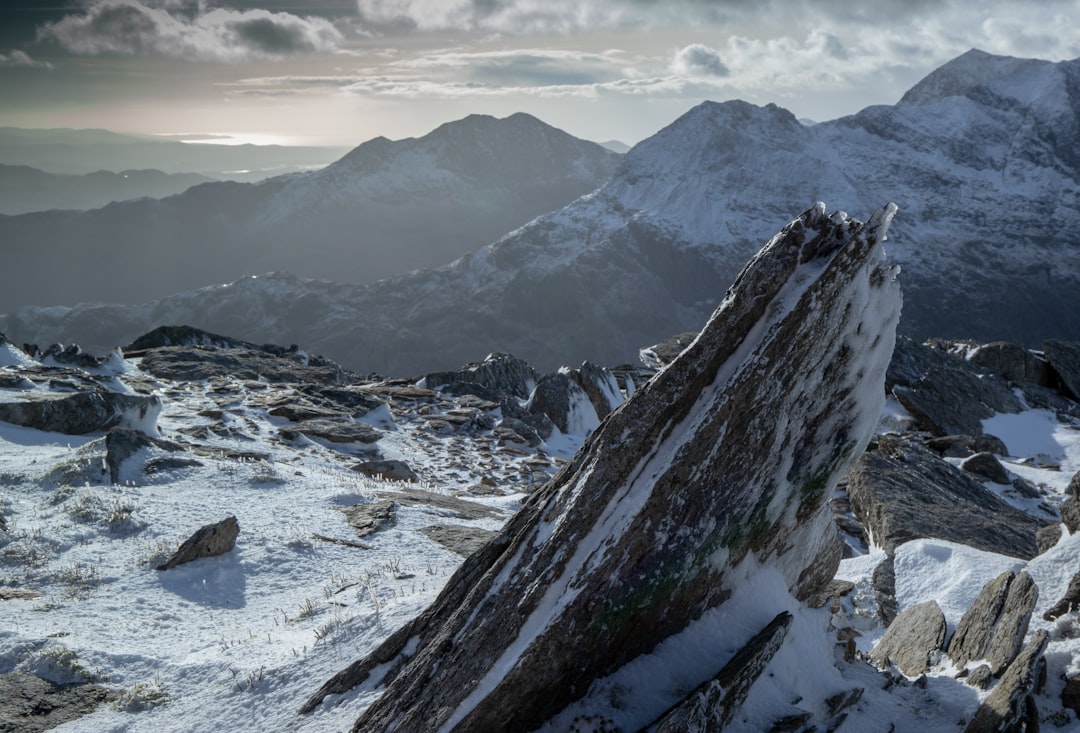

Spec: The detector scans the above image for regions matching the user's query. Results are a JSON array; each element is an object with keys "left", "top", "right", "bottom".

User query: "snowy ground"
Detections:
[
  {"left": 0, "top": 353, "right": 582, "bottom": 732},
  {"left": 3, "top": 349, "right": 1080, "bottom": 731}
]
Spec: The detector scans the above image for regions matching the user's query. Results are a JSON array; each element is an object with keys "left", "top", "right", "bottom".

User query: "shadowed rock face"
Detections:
[{"left": 304, "top": 203, "right": 902, "bottom": 732}]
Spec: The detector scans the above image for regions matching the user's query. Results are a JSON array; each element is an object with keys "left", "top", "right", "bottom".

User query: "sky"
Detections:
[{"left": 1, "top": 0, "right": 1079, "bottom": 148}]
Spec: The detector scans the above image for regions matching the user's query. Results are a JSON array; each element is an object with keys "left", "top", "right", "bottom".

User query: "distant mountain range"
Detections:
[
  {"left": 0, "top": 165, "right": 215, "bottom": 215},
  {"left": 0, "top": 127, "right": 350, "bottom": 180},
  {"left": 0, "top": 113, "right": 621, "bottom": 311},
  {"left": 3, "top": 49, "right": 1079, "bottom": 375}
]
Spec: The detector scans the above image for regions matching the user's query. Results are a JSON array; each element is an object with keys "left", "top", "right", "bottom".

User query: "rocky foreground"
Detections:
[{"left": 1, "top": 207, "right": 1080, "bottom": 731}]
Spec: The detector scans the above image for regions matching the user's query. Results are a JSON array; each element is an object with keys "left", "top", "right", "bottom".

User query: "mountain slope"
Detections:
[
  {"left": 0, "top": 114, "right": 621, "bottom": 311},
  {"left": 0, "top": 165, "right": 215, "bottom": 215},
  {"left": 4, "top": 50, "right": 1079, "bottom": 375}
]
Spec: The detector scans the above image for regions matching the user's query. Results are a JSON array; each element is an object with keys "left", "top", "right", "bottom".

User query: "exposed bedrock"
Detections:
[{"left": 303, "top": 203, "right": 903, "bottom": 731}]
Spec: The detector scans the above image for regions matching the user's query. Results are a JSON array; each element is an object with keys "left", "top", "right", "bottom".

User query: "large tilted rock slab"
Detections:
[
  {"left": 847, "top": 436, "right": 1044, "bottom": 559},
  {"left": 1045, "top": 340, "right": 1080, "bottom": 400},
  {"left": 302, "top": 203, "right": 902, "bottom": 732},
  {"left": 869, "top": 600, "right": 946, "bottom": 676},
  {"left": 0, "top": 390, "right": 161, "bottom": 436},
  {"left": 964, "top": 630, "right": 1048, "bottom": 733},
  {"left": 156, "top": 516, "right": 239, "bottom": 571}
]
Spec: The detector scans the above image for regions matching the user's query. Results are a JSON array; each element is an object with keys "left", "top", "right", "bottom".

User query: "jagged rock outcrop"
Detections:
[
  {"left": 870, "top": 600, "right": 947, "bottom": 676},
  {"left": 0, "top": 390, "right": 161, "bottom": 436},
  {"left": 302, "top": 203, "right": 902, "bottom": 731},
  {"left": 968, "top": 341, "right": 1053, "bottom": 386},
  {"left": 1045, "top": 339, "right": 1080, "bottom": 399},
  {"left": 1043, "top": 568, "right": 1080, "bottom": 621},
  {"left": 568, "top": 361, "right": 624, "bottom": 421},
  {"left": 137, "top": 345, "right": 350, "bottom": 384},
  {"left": 525, "top": 372, "right": 599, "bottom": 435},
  {"left": 963, "top": 630, "right": 1048, "bottom": 733},
  {"left": 125, "top": 325, "right": 259, "bottom": 352},
  {"left": 847, "top": 436, "right": 1044, "bottom": 559},
  {"left": 422, "top": 353, "right": 538, "bottom": 401},
  {"left": 886, "top": 338, "right": 1023, "bottom": 436},
  {"left": 104, "top": 428, "right": 185, "bottom": 484},
  {"left": 639, "top": 332, "right": 698, "bottom": 370},
  {"left": 156, "top": 516, "right": 239, "bottom": 571},
  {"left": 948, "top": 570, "right": 1015, "bottom": 668}
]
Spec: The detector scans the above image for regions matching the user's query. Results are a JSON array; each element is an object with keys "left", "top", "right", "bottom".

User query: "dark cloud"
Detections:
[
  {"left": 672, "top": 44, "right": 729, "bottom": 77},
  {"left": 37, "top": 0, "right": 343, "bottom": 61}
]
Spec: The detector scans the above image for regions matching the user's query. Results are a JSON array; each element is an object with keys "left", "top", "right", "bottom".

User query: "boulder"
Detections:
[
  {"left": 351, "top": 460, "right": 418, "bottom": 483},
  {"left": 105, "top": 428, "right": 185, "bottom": 484},
  {"left": 423, "top": 353, "right": 539, "bottom": 401},
  {"left": 968, "top": 341, "right": 1053, "bottom": 386},
  {"left": 339, "top": 500, "right": 396, "bottom": 538},
  {"left": 280, "top": 420, "right": 381, "bottom": 445},
  {"left": 985, "top": 571, "right": 1038, "bottom": 676},
  {"left": 887, "top": 337, "right": 1023, "bottom": 436},
  {"left": 567, "top": 361, "right": 624, "bottom": 421},
  {"left": 639, "top": 331, "right": 698, "bottom": 370},
  {"left": 1044, "top": 339, "right": 1080, "bottom": 400},
  {"left": 869, "top": 600, "right": 947, "bottom": 676},
  {"left": 156, "top": 516, "right": 239, "bottom": 571},
  {"left": 0, "top": 390, "right": 161, "bottom": 436},
  {"left": 418, "top": 524, "right": 500, "bottom": 558},
  {"left": 963, "top": 630, "right": 1048, "bottom": 733},
  {"left": 847, "top": 436, "right": 1044, "bottom": 559},
  {"left": 526, "top": 372, "right": 599, "bottom": 435},
  {"left": 947, "top": 570, "right": 1014, "bottom": 669},
  {"left": 302, "top": 203, "right": 902, "bottom": 730},
  {"left": 0, "top": 671, "right": 114, "bottom": 733},
  {"left": 960, "top": 452, "right": 1011, "bottom": 484},
  {"left": 1043, "top": 568, "right": 1080, "bottom": 621},
  {"left": 1060, "top": 495, "right": 1080, "bottom": 533}
]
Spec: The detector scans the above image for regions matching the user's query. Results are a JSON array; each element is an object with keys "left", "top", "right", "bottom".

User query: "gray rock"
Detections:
[
  {"left": 526, "top": 372, "right": 597, "bottom": 434},
  {"left": 1036, "top": 524, "right": 1062, "bottom": 554},
  {"left": 947, "top": 570, "right": 1014, "bottom": 669},
  {"left": 339, "top": 500, "right": 396, "bottom": 538},
  {"left": 969, "top": 341, "right": 1053, "bottom": 386},
  {"left": 960, "top": 452, "right": 1011, "bottom": 484},
  {"left": 639, "top": 331, "right": 697, "bottom": 370},
  {"left": 494, "top": 418, "right": 542, "bottom": 447},
  {"left": 1044, "top": 339, "right": 1080, "bottom": 400},
  {"left": 280, "top": 420, "right": 381, "bottom": 445},
  {"left": 650, "top": 612, "right": 792, "bottom": 732},
  {"left": 418, "top": 524, "right": 500, "bottom": 558},
  {"left": 0, "top": 390, "right": 160, "bottom": 436},
  {"left": 156, "top": 516, "right": 239, "bottom": 571},
  {"left": 381, "top": 488, "right": 499, "bottom": 521},
  {"left": 966, "top": 664, "right": 994, "bottom": 690},
  {"left": 963, "top": 630, "right": 1048, "bottom": 733},
  {"left": 887, "top": 337, "right": 1023, "bottom": 436},
  {"left": 0, "top": 671, "right": 114, "bottom": 733},
  {"left": 302, "top": 203, "right": 902, "bottom": 729},
  {"left": 985, "top": 571, "right": 1038, "bottom": 676},
  {"left": 351, "top": 460, "right": 418, "bottom": 483},
  {"left": 41, "top": 343, "right": 102, "bottom": 369},
  {"left": 138, "top": 346, "right": 349, "bottom": 384},
  {"left": 872, "top": 554, "right": 899, "bottom": 626},
  {"left": 869, "top": 600, "right": 947, "bottom": 676},
  {"left": 1043, "top": 568, "right": 1080, "bottom": 621},
  {"left": 568, "top": 361, "right": 624, "bottom": 420},
  {"left": 847, "top": 436, "right": 1045, "bottom": 559},
  {"left": 1060, "top": 495, "right": 1080, "bottom": 533},
  {"left": 1062, "top": 674, "right": 1080, "bottom": 717},
  {"left": 125, "top": 324, "right": 256, "bottom": 352},
  {"left": 424, "top": 353, "right": 539, "bottom": 401},
  {"left": 105, "top": 427, "right": 184, "bottom": 483}
]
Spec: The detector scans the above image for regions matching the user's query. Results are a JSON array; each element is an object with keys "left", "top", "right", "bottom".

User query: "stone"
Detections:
[
  {"left": 526, "top": 372, "right": 599, "bottom": 434},
  {"left": 302, "top": 203, "right": 902, "bottom": 729},
  {"left": 351, "top": 459, "right": 418, "bottom": 483},
  {"left": 947, "top": 570, "right": 1014, "bottom": 668},
  {"left": 873, "top": 554, "right": 899, "bottom": 626},
  {"left": 869, "top": 600, "right": 947, "bottom": 676},
  {"left": 0, "top": 390, "right": 161, "bottom": 436},
  {"left": 104, "top": 428, "right": 184, "bottom": 484},
  {"left": 0, "top": 671, "right": 115, "bottom": 733},
  {"left": 124, "top": 324, "right": 254, "bottom": 352},
  {"left": 960, "top": 452, "right": 1011, "bottom": 484},
  {"left": 968, "top": 341, "right": 1053, "bottom": 386},
  {"left": 138, "top": 345, "right": 349, "bottom": 384},
  {"left": 1044, "top": 340, "right": 1080, "bottom": 400},
  {"left": 280, "top": 420, "right": 381, "bottom": 445},
  {"left": 887, "top": 337, "right": 1023, "bottom": 436},
  {"left": 156, "top": 516, "right": 239, "bottom": 571},
  {"left": 650, "top": 612, "right": 792, "bottom": 732},
  {"left": 963, "top": 630, "right": 1048, "bottom": 733},
  {"left": 1060, "top": 495, "right": 1080, "bottom": 533},
  {"left": 985, "top": 571, "right": 1038, "bottom": 676},
  {"left": 380, "top": 488, "right": 499, "bottom": 520},
  {"left": 1043, "top": 568, "right": 1080, "bottom": 621},
  {"left": 418, "top": 524, "right": 500, "bottom": 557},
  {"left": 1036, "top": 524, "right": 1062, "bottom": 554},
  {"left": 423, "top": 353, "right": 539, "bottom": 401},
  {"left": 567, "top": 361, "right": 624, "bottom": 421},
  {"left": 338, "top": 501, "right": 396, "bottom": 539},
  {"left": 847, "top": 436, "right": 1045, "bottom": 559},
  {"left": 966, "top": 664, "right": 993, "bottom": 690},
  {"left": 638, "top": 331, "right": 698, "bottom": 370},
  {"left": 1062, "top": 674, "right": 1080, "bottom": 717}
]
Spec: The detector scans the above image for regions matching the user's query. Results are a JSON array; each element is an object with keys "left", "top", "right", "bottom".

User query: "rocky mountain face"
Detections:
[
  {"left": 0, "top": 113, "right": 620, "bottom": 312},
  {"left": 3, "top": 50, "right": 1076, "bottom": 376},
  {"left": 302, "top": 203, "right": 903, "bottom": 731},
  {"left": 0, "top": 165, "right": 215, "bottom": 215}
]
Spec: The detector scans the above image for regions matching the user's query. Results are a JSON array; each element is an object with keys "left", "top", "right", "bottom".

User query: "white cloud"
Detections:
[
  {"left": 671, "top": 44, "right": 729, "bottom": 77},
  {"left": 38, "top": 0, "right": 344, "bottom": 62},
  {"left": 0, "top": 49, "right": 53, "bottom": 69}
]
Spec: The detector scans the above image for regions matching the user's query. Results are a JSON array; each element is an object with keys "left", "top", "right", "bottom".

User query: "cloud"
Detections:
[
  {"left": 671, "top": 44, "right": 728, "bottom": 77},
  {"left": 38, "top": 0, "right": 343, "bottom": 62},
  {"left": 0, "top": 50, "right": 53, "bottom": 69}
]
